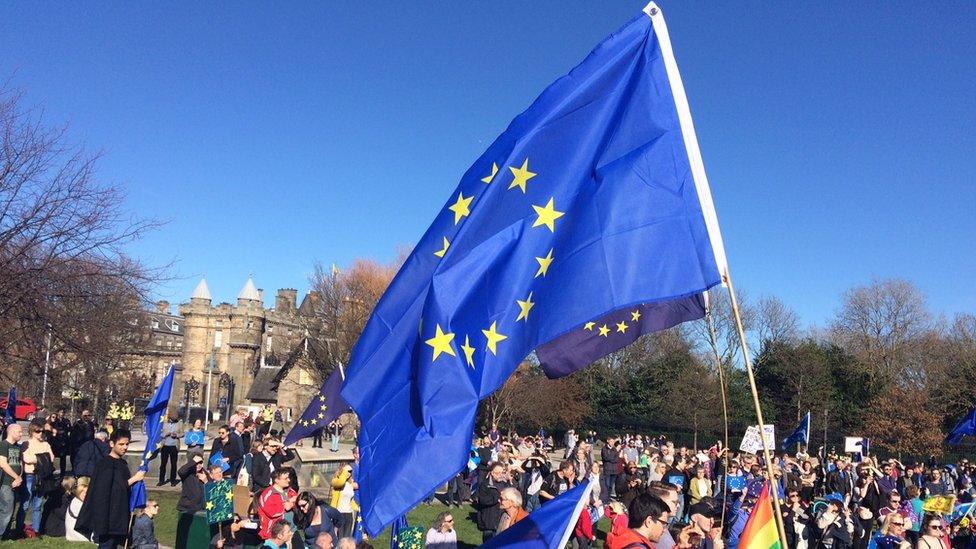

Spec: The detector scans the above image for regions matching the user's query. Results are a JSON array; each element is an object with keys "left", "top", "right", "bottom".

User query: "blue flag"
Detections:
[
  {"left": 482, "top": 481, "right": 591, "bottom": 549},
  {"left": 947, "top": 408, "right": 976, "bottom": 445},
  {"left": 130, "top": 363, "right": 176, "bottom": 511},
  {"left": 782, "top": 411, "right": 811, "bottom": 450},
  {"left": 210, "top": 450, "right": 230, "bottom": 473},
  {"left": 4, "top": 387, "right": 15, "bottom": 423},
  {"left": 283, "top": 365, "right": 351, "bottom": 447},
  {"left": 341, "top": 3, "right": 727, "bottom": 534}
]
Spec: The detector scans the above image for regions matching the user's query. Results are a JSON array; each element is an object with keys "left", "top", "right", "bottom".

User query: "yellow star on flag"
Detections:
[
  {"left": 584, "top": 322, "right": 595, "bottom": 331},
  {"left": 318, "top": 412, "right": 325, "bottom": 419},
  {"left": 535, "top": 248, "right": 554, "bottom": 278},
  {"left": 598, "top": 324, "right": 610, "bottom": 337},
  {"left": 481, "top": 162, "right": 499, "bottom": 184},
  {"left": 616, "top": 321, "right": 629, "bottom": 334},
  {"left": 302, "top": 420, "right": 309, "bottom": 427},
  {"left": 433, "top": 237, "right": 450, "bottom": 258},
  {"left": 310, "top": 418, "right": 317, "bottom": 425},
  {"left": 461, "top": 335, "right": 476, "bottom": 369},
  {"left": 319, "top": 395, "right": 326, "bottom": 402},
  {"left": 448, "top": 192, "right": 473, "bottom": 225},
  {"left": 425, "top": 324, "right": 457, "bottom": 361},
  {"left": 532, "top": 197, "right": 565, "bottom": 233},
  {"left": 206, "top": 501, "right": 215, "bottom": 510},
  {"left": 225, "top": 490, "right": 235, "bottom": 501},
  {"left": 482, "top": 321, "right": 508, "bottom": 355},
  {"left": 631, "top": 309, "right": 642, "bottom": 322},
  {"left": 508, "top": 158, "right": 536, "bottom": 193},
  {"left": 515, "top": 292, "right": 535, "bottom": 322}
]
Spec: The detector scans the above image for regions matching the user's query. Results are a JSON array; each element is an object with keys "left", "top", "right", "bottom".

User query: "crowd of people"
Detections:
[
  {"left": 0, "top": 407, "right": 372, "bottom": 549},
  {"left": 460, "top": 426, "right": 976, "bottom": 549},
  {"left": 1, "top": 408, "right": 974, "bottom": 549}
]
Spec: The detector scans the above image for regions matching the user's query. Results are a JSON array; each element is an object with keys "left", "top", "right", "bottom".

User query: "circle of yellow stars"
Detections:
[{"left": 425, "top": 157, "right": 569, "bottom": 371}]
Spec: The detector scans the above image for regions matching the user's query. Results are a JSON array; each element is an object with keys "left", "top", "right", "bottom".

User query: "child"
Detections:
[{"left": 130, "top": 498, "right": 160, "bottom": 549}]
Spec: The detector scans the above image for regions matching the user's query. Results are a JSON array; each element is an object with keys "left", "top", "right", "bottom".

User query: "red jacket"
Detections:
[
  {"left": 258, "top": 485, "right": 297, "bottom": 539},
  {"left": 605, "top": 505, "right": 631, "bottom": 548},
  {"left": 606, "top": 528, "right": 655, "bottom": 549},
  {"left": 574, "top": 507, "right": 594, "bottom": 540}
]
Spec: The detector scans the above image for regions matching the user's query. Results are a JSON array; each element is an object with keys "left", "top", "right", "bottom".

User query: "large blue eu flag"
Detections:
[
  {"left": 130, "top": 363, "right": 176, "bottom": 511},
  {"left": 341, "top": 2, "right": 728, "bottom": 534}
]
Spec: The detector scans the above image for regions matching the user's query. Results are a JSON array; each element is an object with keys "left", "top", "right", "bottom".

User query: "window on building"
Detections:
[
  {"left": 267, "top": 335, "right": 273, "bottom": 351},
  {"left": 151, "top": 318, "right": 159, "bottom": 330},
  {"left": 214, "top": 330, "right": 223, "bottom": 348}
]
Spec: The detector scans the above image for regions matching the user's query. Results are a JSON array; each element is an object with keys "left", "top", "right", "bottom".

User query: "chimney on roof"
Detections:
[{"left": 156, "top": 300, "right": 170, "bottom": 315}]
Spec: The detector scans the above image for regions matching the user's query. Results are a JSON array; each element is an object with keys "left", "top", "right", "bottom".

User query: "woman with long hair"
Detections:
[
  {"left": 425, "top": 511, "right": 458, "bottom": 549},
  {"left": 295, "top": 491, "right": 344, "bottom": 545},
  {"left": 916, "top": 515, "right": 949, "bottom": 549}
]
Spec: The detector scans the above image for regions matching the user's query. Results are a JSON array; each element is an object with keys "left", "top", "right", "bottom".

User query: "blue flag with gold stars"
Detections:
[
  {"left": 341, "top": 3, "right": 728, "bottom": 534},
  {"left": 481, "top": 480, "right": 592, "bottom": 549},
  {"left": 130, "top": 363, "right": 176, "bottom": 511},
  {"left": 283, "top": 365, "right": 350, "bottom": 447}
]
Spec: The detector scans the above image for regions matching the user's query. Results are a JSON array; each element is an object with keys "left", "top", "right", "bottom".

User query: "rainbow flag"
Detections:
[{"left": 739, "top": 481, "right": 782, "bottom": 549}]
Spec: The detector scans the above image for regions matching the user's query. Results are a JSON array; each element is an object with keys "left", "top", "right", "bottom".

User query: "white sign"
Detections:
[
  {"left": 739, "top": 424, "right": 776, "bottom": 454},
  {"left": 844, "top": 437, "right": 867, "bottom": 455}
]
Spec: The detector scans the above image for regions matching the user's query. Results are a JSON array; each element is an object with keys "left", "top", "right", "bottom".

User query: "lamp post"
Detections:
[
  {"left": 204, "top": 354, "right": 215, "bottom": 431},
  {"left": 183, "top": 376, "right": 199, "bottom": 423},
  {"left": 218, "top": 373, "right": 233, "bottom": 420},
  {"left": 41, "top": 324, "right": 52, "bottom": 407}
]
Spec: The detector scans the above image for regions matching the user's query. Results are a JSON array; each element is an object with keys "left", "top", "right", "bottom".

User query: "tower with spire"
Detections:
[{"left": 178, "top": 275, "right": 315, "bottom": 415}]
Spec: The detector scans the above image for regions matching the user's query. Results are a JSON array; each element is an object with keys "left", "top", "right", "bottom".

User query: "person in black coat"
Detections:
[
  {"left": 475, "top": 462, "right": 511, "bottom": 542},
  {"left": 76, "top": 429, "right": 145, "bottom": 549},
  {"left": 251, "top": 448, "right": 273, "bottom": 495},
  {"left": 73, "top": 431, "right": 110, "bottom": 478},
  {"left": 69, "top": 411, "right": 96, "bottom": 471},
  {"left": 176, "top": 455, "right": 207, "bottom": 513},
  {"left": 210, "top": 426, "right": 245, "bottom": 479}
]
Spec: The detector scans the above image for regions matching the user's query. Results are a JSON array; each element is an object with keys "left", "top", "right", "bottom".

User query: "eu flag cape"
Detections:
[
  {"left": 130, "top": 363, "right": 176, "bottom": 511},
  {"left": 481, "top": 481, "right": 592, "bottom": 549},
  {"left": 341, "top": 2, "right": 728, "bottom": 534},
  {"left": 947, "top": 408, "right": 976, "bottom": 445}
]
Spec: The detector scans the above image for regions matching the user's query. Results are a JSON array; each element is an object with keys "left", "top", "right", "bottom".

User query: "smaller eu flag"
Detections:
[
  {"left": 283, "top": 365, "right": 351, "bottom": 447},
  {"left": 482, "top": 481, "right": 591, "bottom": 549},
  {"left": 130, "top": 363, "right": 176, "bottom": 512},
  {"left": 4, "top": 387, "right": 15, "bottom": 423},
  {"left": 210, "top": 451, "right": 230, "bottom": 473},
  {"left": 946, "top": 408, "right": 976, "bottom": 446},
  {"left": 781, "top": 412, "right": 810, "bottom": 450}
]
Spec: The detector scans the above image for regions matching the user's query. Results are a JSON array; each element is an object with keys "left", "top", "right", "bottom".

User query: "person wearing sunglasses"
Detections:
[
  {"left": 875, "top": 512, "right": 912, "bottom": 549},
  {"left": 917, "top": 515, "right": 949, "bottom": 549},
  {"left": 425, "top": 511, "right": 458, "bottom": 549}
]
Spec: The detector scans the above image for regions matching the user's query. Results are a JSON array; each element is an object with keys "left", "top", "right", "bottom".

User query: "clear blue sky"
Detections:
[{"left": 2, "top": 2, "right": 974, "bottom": 328}]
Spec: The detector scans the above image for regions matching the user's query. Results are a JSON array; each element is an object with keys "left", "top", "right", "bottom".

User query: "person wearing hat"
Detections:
[{"left": 688, "top": 499, "right": 723, "bottom": 549}]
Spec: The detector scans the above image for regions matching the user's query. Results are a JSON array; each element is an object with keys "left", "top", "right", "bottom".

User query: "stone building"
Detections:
[
  {"left": 175, "top": 277, "right": 324, "bottom": 417},
  {"left": 112, "top": 300, "right": 185, "bottom": 404}
]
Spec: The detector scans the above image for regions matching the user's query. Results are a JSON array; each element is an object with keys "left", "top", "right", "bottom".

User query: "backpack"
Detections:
[{"left": 34, "top": 452, "right": 58, "bottom": 496}]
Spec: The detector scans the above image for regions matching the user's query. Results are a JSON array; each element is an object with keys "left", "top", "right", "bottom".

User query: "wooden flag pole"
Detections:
[
  {"left": 124, "top": 512, "right": 135, "bottom": 549},
  {"left": 704, "top": 307, "right": 730, "bottom": 530},
  {"left": 722, "top": 268, "right": 789, "bottom": 549}
]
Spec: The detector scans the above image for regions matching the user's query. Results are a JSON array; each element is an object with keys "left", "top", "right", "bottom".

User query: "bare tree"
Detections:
[
  {"left": 829, "top": 278, "right": 931, "bottom": 390},
  {"left": 305, "top": 255, "right": 405, "bottom": 379},
  {"left": 0, "top": 89, "right": 164, "bottom": 400},
  {"left": 755, "top": 295, "right": 800, "bottom": 345},
  {"left": 688, "top": 287, "right": 756, "bottom": 368}
]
